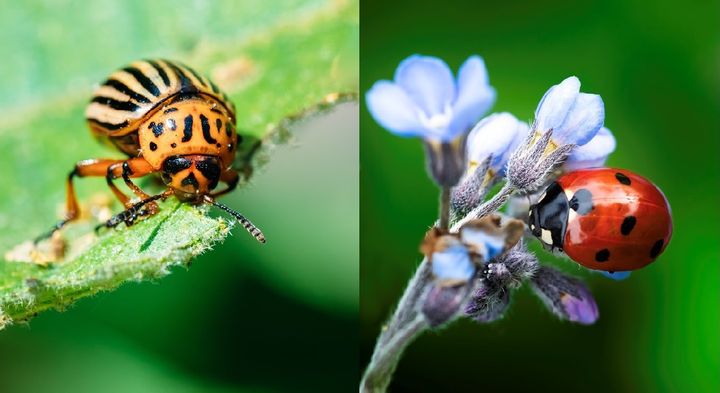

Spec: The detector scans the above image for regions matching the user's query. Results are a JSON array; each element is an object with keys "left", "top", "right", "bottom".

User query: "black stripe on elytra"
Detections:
[
  {"left": 91, "top": 96, "right": 140, "bottom": 112},
  {"left": 621, "top": 216, "right": 637, "bottom": 235},
  {"left": 164, "top": 107, "right": 178, "bottom": 114},
  {"left": 200, "top": 114, "right": 217, "bottom": 144},
  {"left": 182, "top": 115, "right": 193, "bottom": 142},
  {"left": 225, "top": 122, "right": 233, "bottom": 137},
  {"left": 650, "top": 239, "right": 664, "bottom": 258},
  {"left": 181, "top": 172, "right": 199, "bottom": 189},
  {"left": 148, "top": 121, "right": 164, "bottom": 137},
  {"left": 147, "top": 60, "right": 170, "bottom": 87},
  {"left": 167, "top": 118, "right": 177, "bottom": 131},
  {"left": 215, "top": 118, "right": 222, "bottom": 133},
  {"left": 103, "top": 79, "right": 151, "bottom": 104},
  {"left": 182, "top": 63, "right": 208, "bottom": 88},
  {"left": 166, "top": 61, "right": 197, "bottom": 93},
  {"left": 595, "top": 249, "right": 610, "bottom": 262},
  {"left": 615, "top": 172, "right": 631, "bottom": 185},
  {"left": 88, "top": 118, "right": 129, "bottom": 131},
  {"left": 209, "top": 80, "right": 220, "bottom": 93},
  {"left": 123, "top": 66, "right": 160, "bottom": 97},
  {"left": 210, "top": 107, "right": 223, "bottom": 115}
]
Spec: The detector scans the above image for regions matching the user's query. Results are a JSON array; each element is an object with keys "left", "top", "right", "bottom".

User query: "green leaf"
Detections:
[{"left": 0, "top": 0, "right": 358, "bottom": 329}]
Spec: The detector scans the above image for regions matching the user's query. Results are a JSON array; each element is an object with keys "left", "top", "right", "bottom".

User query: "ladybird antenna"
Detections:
[{"left": 203, "top": 196, "right": 266, "bottom": 244}]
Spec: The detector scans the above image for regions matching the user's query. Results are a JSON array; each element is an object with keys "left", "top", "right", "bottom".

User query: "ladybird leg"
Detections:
[
  {"left": 209, "top": 169, "right": 239, "bottom": 198},
  {"left": 36, "top": 159, "right": 121, "bottom": 242}
]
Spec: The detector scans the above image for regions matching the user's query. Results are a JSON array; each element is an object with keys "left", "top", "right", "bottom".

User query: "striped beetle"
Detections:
[{"left": 38, "top": 59, "right": 265, "bottom": 243}]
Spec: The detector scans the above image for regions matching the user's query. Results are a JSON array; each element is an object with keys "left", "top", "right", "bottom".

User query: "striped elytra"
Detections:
[{"left": 86, "top": 59, "right": 234, "bottom": 136}]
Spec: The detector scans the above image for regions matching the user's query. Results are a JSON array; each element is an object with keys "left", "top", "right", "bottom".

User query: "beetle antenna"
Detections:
[{"left": 203, "top": 196, "right": 266, "bottom": 244}]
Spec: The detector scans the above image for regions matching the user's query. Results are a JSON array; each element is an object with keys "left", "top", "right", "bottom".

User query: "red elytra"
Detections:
[{"left": 528, "top": 168, "right": 672, "bottom": 272}]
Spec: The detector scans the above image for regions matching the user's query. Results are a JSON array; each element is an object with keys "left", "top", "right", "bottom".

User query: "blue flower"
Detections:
[
  {"left": 430, "top": 237, "right": 475, "bottom": 282},
  {"left": 564, "top": 127, "right": 616, "bottom": 171},
  {"left": 466, "top": 112, "right": 529, "bottom": 174},
  {"left": 366, "top": 55, "right": 496, "bottom": 142},
  {"left": 597, "top": 269, "right": 631, "bottom": 280},
  {"left": 534, "top": 76, "right": 605, "bottom": 146}
]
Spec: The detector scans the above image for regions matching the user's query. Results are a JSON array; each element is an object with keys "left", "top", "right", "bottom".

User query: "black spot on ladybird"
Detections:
[
  {"left": 621, "top": 216, "right": 636, "bottom": 235},
  {"left": 182, "top": 115, "right": 193, "bottom": 142},
  {"left": 228, "top": 143, "right": 233, "bottom": 152},
  {"left": 569, "top": 189, "right": 593, "bottom": 215},
  {"left": 216, "top": 143, "right": 221, "bottom": 148},
  {"left": 216, "top": 118, "right": 222, "bottom": 133},
  {"left": 650, "top": 239, "right": 664, "bottom": 258},
  {"left": 164, "top": 107, "right": 178, "bottom": 114},
  {"left": 149, "top": 142, "right": 158, "bottom": 151},
  {"left": 171, "top": 143, "right": 177, "bottom": 148},
  {"left": 615, "top": 172, "right": 631, "bottom": 185},
  {"left": 595, "top": 249, "right": 610, "bottom": 262}
]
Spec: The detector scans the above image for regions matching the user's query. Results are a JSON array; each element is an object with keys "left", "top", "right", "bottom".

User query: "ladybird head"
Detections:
[
  {"left": 528, "top": 182, "right": 568, "bottom": 249},
  {"left": 161, "top": 155, "right": 221, "bottom": 201}
]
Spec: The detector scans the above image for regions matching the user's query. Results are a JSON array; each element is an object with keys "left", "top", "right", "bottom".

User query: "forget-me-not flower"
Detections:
[
  {"left": 466, "top": 112, "right": 529, "bottom": 174},
  {"left": 366, "top": 55, "right": 496, "bottom": 142},
  {"left": 564, "top": 127, "right": 616, "bottom": 171},
  {"left": 428, "top": 236, "right": 475, "bottom": 283},
  {"left": 534, "top": 76, "right": 605, "bottom": 146}
]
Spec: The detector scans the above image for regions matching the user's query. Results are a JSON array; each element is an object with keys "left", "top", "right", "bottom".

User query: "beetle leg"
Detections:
[
  {"left": 36, "top": 159, "right": 121, "bottom": 242},
  {"left": 209, "top": 169, "right": 239, "bottom": 198},
  {"left": 106, "top": 158, "right": 159, "bottom": 216}
]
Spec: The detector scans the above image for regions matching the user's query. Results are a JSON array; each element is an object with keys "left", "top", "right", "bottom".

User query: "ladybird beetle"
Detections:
[
  {"left": 38, "top": 59, "right": 265, "bottom": 243},
  {"left": 528, "top": 168, "right": 672, "bottom": 272}
]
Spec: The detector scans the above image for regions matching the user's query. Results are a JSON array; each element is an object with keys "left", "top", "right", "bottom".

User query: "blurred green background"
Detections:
[
  {"left": 361, "top": 0, "right": 719, "bottom": 392},
  {"left": 0, "top": 1, "right": 357, "bottom": 392}
]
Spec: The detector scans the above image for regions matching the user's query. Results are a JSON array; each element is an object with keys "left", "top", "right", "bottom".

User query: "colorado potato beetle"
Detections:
[
  {"left": 38, "top": 59, "right": 265, "bottom": 243},
  {"left": 529, "top": 168, "right": 672, "bottom": 272}
]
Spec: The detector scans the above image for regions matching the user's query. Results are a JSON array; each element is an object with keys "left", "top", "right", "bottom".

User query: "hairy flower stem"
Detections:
[
  {"left": 361, "top": 260, "right": 432, "bottom": 391},
  {"left": 439, "top": 186, "right": 451, "bottom": 231},
  {"left": 452, "top": 183, "right": 516, "bottom": 230},
  {"left": 361, "top": 314, "right": 428, "bottom": 393}
]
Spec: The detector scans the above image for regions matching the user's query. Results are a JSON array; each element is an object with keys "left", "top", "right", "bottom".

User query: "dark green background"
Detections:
[{"left": 361, "top": 0, "right": 719, "bottom": 392}]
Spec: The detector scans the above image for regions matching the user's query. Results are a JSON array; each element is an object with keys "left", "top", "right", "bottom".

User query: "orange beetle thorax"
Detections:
[
  {"left": 161, "top": 155, "right": 222, "bottom": 201},
  {"left": 138, "top": 96, "right": 238, "bottom": 170}
]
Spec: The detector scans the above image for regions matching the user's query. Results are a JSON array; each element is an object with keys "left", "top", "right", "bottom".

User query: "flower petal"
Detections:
[
  {"left": 466, "top": 112, "right": 528, "bottom": 172},
  {"left": 394, "top": 55, "right": 456, "bottom": 117},
  {"left": 365, "top": 80, "right": 425, "bottom": 137},
  {"left": 534, "top": 76, "right": 580, "bottom": 134},
  {"left": 530, "top": 266, "right": 599, "bottom": 325},
  {"left": 449, "top": 56, "right": 496, "bottom": 136},
  {"left": 553, "top": 93, "right": 604, "bottom": 146},
  {"left": 597, "top": 270, "right": 631, "bottom": 280},
  {"left": 431, "top": 241, "right": 475, "bottom": 281},
  {"left": 565, "top": 127, "right": 616, "bottom": 171}
]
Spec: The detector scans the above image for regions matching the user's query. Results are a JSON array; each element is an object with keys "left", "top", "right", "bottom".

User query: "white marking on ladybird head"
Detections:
[
  {"left": 567, "top": 209, "right": 578, "bottom": 224},
  {"left": 540, "top": 228, "right": 553, "bottom": 245}
]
